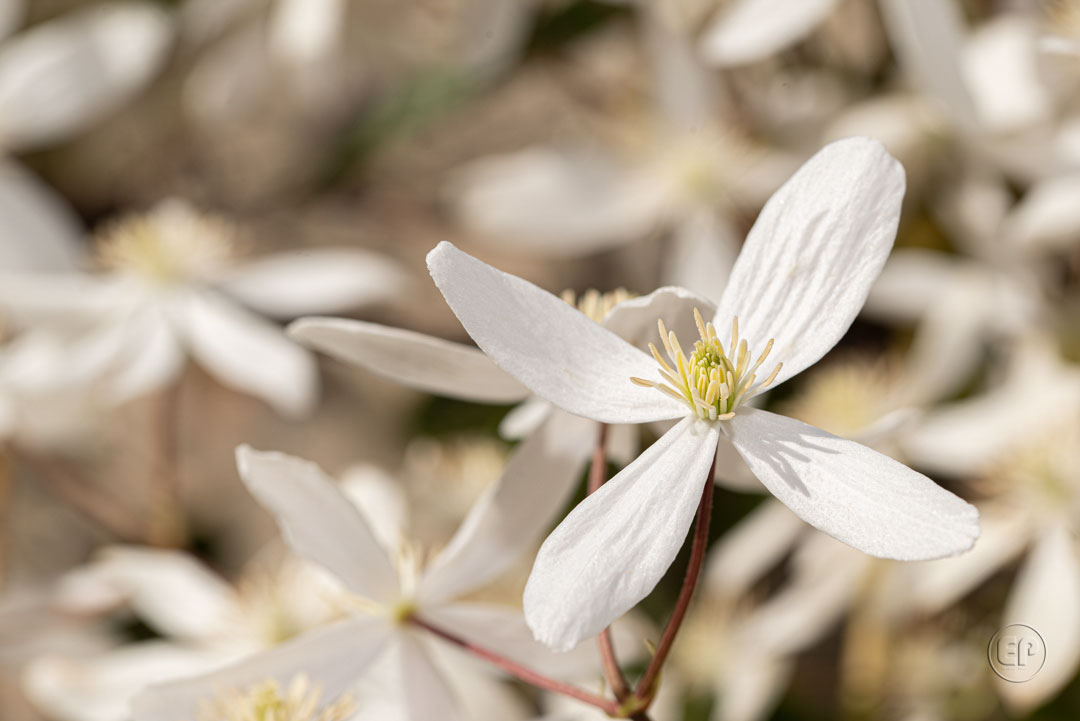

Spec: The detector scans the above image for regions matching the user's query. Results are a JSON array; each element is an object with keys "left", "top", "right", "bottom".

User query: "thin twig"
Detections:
[
  {"left": 410, "top": 614, "right": 621, "bottom": 715},
  {"left": 635, "top": 446, "right": 718, "bottom": 701},
  {"left": 588, "top": 424, "right": 632, "bottom": 702},
  {"left": 13, "top": 447, "right": 146, "bottom": 542}
]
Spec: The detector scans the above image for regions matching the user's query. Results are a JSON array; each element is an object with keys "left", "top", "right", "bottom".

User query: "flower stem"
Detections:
[
  {"left": 148, "top": 381, "right": 185, "bottom": 547},
  {"left": 588, "top": 424, "right": 632, "bottom": 703},
  {"left": 634, "top": 445, "right": 717, "bottom": 701},
  {"left": 409, "top": 614, "right": 620, "bottom": 715}
]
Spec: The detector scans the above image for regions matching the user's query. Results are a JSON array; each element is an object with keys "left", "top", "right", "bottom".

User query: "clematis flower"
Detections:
[
  {"left": 0, "top": 199, "right": 408, "bottom": 417},
  {"left": 426, "top": 137, "right": 980, "bottom": 651},
  {"left": 133, "top": 446, "right": 612, "bottom": 721}
]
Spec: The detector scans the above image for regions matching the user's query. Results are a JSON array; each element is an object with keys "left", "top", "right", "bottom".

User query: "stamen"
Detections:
[{"left": 629, "top": 309, "right": 781, "bottom": 421}]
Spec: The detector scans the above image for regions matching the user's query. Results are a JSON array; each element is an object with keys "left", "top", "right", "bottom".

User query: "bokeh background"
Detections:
[{"left": 1, "top": 1, "right": 1079, "bottom": 720}]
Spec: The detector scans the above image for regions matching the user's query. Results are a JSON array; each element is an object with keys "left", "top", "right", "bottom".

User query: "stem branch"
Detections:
[{"left": 410, "top": 615, "right": 620, "bottom": 715}]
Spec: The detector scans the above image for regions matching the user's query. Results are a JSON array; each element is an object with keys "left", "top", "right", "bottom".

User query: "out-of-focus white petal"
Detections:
[
  {"left": 105, "top": 308, "right": 186, "bottom": 405},
  {"left": 906, "top": 506, "right": 1032, "bottom": 614},
  {"left": 701, "top": 0, "right": 838, "bottom": 67},
  {"left": 288, "top": 317, "right": 530, "bottom": 404},
  {"left": 427, "top": 242, "right": 686, "bottom": 424},
  {"left": 397, "top": 634, "right": 461, "bottom": 721},
  {"left": 743, "top": 533, "right": 870, "bottom": 654},
  {"left": 0, "top": 273, "right": 130, "bottom": 326},
  {"left": 725, "top": 407, "right": 979, "bottom": 561},
  {"left": 713, "top": 138, "right": 905, "bottom": 389},
  {"left": 962, "top": 16, "right": 1051, "bottom": 134},
  {"left": 704, "top": 499, "right": 805, "bottom": 597},
  {"left": 131, "top": 617, "right": 391, "bottom": 721},
  {"left": 0, "top": 3, "right": 172, "bottom": 152},
  {"left": 524, "top": 417, "right": 718, "bottom": 651},
  {"left": 903, "top": 340, "right": 1080, "bottom": 476},
  {"left": 998, "top": 523, "right": 1080, "bottom": 712},
  {"left": 25, "top": 643, "right": 230, "bottom": 721},
  {"left": 268, "top": 0, "right": 343, "bottom": 67},
  {"left": 236, "top": 446, "right": 399, "bottom": 604},
  {"left": 662, "top": 210, "right": 737, "bottom": 306},
  {"left": 220, "top": 249, "right": 409, "bottom": 319},
  {"left": 497, "top": 397, "right": 551, "bottom": 439},
  {"left": 417, "top": 411, "right": 593, "bottom": 604},
  {"left": 0, "top": 161, "right": 85, "bottom": 271},
  {"left": 174, "top": 290, "right": 317, "bottom": 417},
  {"left": 449, "top": 148, "right": 667, "bottom": 255},
  {"left": 85, "top": 547, "right": 236, "bottom": 641},
  {"left": 713, "top": 646, "right": 793, "bottom": 721},
  {"left": 339, "top": 464, "right": 410, "bottom": 555},
  {"left": 641, "top": 5, "right": 715, "bottom": 127},
  {"left": 877, "top": 0, "right": 978, "bottom": 131},
  {"left": 863, "top": 249, "right": 962, "bottom": 324},
  {"left": 424, "top": 602, "right": 603, "bottom": 681},
  {"left": 1004, "top": 175, "right": 1080, "bottom": 253}
]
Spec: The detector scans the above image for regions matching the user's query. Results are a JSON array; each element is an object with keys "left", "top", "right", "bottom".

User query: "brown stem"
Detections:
[
  {"left": 13, "top": 447, "right": 145, "bottom": 542},
  {"left": 148, "top": 382, "right": 184, "bottom": 547},
  {"left": 410, "top": 615, "right": 620, "bottom": 715},
  {"left": 588, "top": 424, "right": 632, "bottom": 702},
  {"left": 635, "top": 446, "right": 717, "bottom": 701}
]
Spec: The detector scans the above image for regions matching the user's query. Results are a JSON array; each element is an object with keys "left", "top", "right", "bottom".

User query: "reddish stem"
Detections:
[
  {"left": 634, "top": 446, "right": 717, "bottom": 700},
  {"left": 588, "top": 424, "right": 632, "bottom": 702},
  {"left": 410, "top": 615, "right": 620, "bottom": 715}
]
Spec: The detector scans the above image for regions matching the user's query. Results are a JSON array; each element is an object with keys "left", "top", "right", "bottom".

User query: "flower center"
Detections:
[
  {"left": 195, "top": 674, "right": 354, "bottom": 721},
  {"left": 631, "top": 308, "right": 782, "bottom": 421},
  {"left": 95, "top": 199, "right": 239, "bottom": 284},
  {"left": 561, "top": 288, "right": 634, "bottom": 323}
]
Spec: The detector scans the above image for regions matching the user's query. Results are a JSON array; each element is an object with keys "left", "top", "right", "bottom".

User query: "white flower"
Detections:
[
  {"left": 0, "top": 2, "right": 172, "bottom": 271},
  {"left": 0, "top": 199, "right": 409, "bottom": 416},
  {"left": 22, "top": 547, "right": 343, "bottom": 721},
  {"left": 132, "top": 446, "right": 605, "bottom": 721},
  {"left": 700, "top": 0, "right": 840, "bottom": 67},
  {"left": 426, "top": 137, "right": 980, "bottom": 651}
]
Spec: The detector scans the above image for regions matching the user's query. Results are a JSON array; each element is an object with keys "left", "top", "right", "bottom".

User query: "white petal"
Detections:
[
  {"left": 903, "top": 341, "right": 1080, "bottom": 476},
  {"left": 85, "top": 546, "right": 237, "bottom": 641},
  {"left": 600, "top": 285, "right": 717, "bottom": 350},
  {"left": 427, "top": 242, "right": 686, "bottom": 424},
  {"left": 0, "top": 161, "right": 85, "bottom": 271},
  {"left": 220, "top": 249, "right": 410, "bottom": 319},
  {"left": 998, "top": 523, "right": 1080, "bottom": 712},
  {"left": 288, "top": 317, "right": 529, "bottom": 404},
  {"left": 1004, "top": 174, "right": 1080, "bottom": 253},
  {"left": 862, "top": 249, "right": 962, "bottom": 324},
  {"left": 131, "top": 618, "right": 391, "bottom": 721},
  {"left": 712, "top": 138, "right": 905, "bottom": 389},
  {"left": 339, "top": 464, "right": 410, "bottom": 554},
  {"left": 397, "top": 634, "right": 462, "bottom": 721},
  {"left": 724, "top": 408, "right": 979, "bottom": 561},
  {"left": 268, "top": 0, "right": 344, "bottom": 67},
  {"left": 105, "top": 308, "right": 186, "bottom": 405},
  {"left": 236, "top": 446, "right": 399, "bottom": 603},
  {"left": 0, "top": 273, "right": 130, "bottom": 326},
  {"left": 449, "top": 148, "right": 667, "bottom": 255},
  {"left": 174, "top": 290, "right": 317, "bottom": 417},
  {"left": 906, "top": 506, "right": 1032, "bottom": 614},
  {"left": 877, "top": 0, "right": 978, "bottom": 130},
  {"left": 742, "top": 533, "right": 869, "bottom": 654},
  {"left": 423, "top": 602, "right": 603, "bottom": 681},
  {"left": 704, "top": 499, "right": 805, "bottom": 597},
  {"left": 701, "top": 0, "right": 838, "bottom": 66},
  {"left": 714, "top": 651, "right": 792, "bottom": 721},
  {"left": 417, "top": 411, "right": 594, "bottom": 604},
  {"left": 523, "top": 417, "right": 718, "bottom": 651},
  {"left": 25, "top": 643, "right": 230, "bottom": 721},
  {"left": 0, "top": 3, "right": 172, "bottom": 152},
  {"left": 661, "top": 210, "right": 737, "bottom": 306},
  {"left": 962, "top": 16, "right": 1051, "bottom": 134},
  {"left": 497, "top": 397, "right": 551, "bottom": 440}
]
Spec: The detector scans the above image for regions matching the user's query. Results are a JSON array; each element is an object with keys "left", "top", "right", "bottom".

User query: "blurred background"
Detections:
[{"left": 1, "top": 0, "right": 1079, "bottom": 720}]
